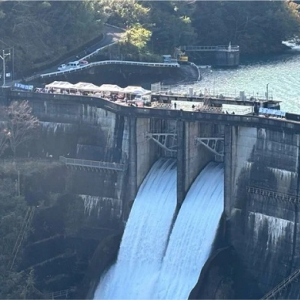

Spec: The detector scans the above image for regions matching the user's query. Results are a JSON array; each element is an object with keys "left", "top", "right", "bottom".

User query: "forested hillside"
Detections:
[
  {"left": 0, "top": 1, "right": 106, "bottom": 76},
  {"left": 0, "top": 0, "right": 299, "bottom": 76}
]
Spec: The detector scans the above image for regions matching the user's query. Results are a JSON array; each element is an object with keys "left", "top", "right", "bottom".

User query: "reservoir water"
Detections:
[{"left": 175, "top": 48, "right": 300, "bottom": 113}]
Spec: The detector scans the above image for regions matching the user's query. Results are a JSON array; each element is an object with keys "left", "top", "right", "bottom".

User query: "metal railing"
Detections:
[
  {"left": 261, "top": 268, "right": 300, "bottom": 299},
  {"left": 152, "top": 103, "right": 173, "bottom": 109},
  {"left": 40, "top": 60, "right": 179, "bottom": 79},
  {"left": 59, "top": 156, "right": 127, "bottom": 171},
  {"left": 43, "top": 287, "right": 76, "bottom": 299},
  {"left": 182, "top": 45, "right": 239, "bottom": 52}
]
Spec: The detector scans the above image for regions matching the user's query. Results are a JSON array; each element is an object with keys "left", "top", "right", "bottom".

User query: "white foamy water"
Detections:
[
  {"left": 149, "top": 162, "right": 224, "bottom": 299},
  {"left": 94, "top": 158, "right": 177, "bottom": 299}
]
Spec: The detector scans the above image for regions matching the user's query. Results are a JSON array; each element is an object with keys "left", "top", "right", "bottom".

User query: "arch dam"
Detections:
[{"left": 5, "top": 90, "right": 300, "bottom": 299}]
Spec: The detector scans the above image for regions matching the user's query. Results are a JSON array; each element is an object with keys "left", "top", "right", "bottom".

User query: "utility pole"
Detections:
[{"left": 0, "top": 49, "right": 11, "bottom": 86}]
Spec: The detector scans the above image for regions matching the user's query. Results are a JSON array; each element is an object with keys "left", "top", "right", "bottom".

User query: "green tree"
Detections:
[
  {"left": 191, "top": 1, "right": 300, "bottom": 54},
  {"left": 0, "top": 1, "right": 105, "bottom": 75},
  {"left": 143, "top": 1, "right": 196, "bottom": 54},
  {"left": 122, "top": 23, "right": 152, "bottom": 50},
  {"left": 98, "top": 0, "right": 150, "bottom": 28}
]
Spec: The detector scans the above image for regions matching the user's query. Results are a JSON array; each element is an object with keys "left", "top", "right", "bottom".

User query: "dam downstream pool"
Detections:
[{"left": 94, "top": 161, "right": 224, "bottom": 299}]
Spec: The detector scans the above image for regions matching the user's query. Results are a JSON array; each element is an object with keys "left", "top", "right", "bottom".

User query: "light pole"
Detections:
[
  {"left": 12, "top": 47, "right": 14, "bottom": 81},
  {"left": 266, "top": 83, "right": 269, "bottom": 100},
  {"left": 210, "top": 70, "right": 215, "bottom": 96},
  {"left": 0, "top": 49, "right": 11, "bottom": 86}
]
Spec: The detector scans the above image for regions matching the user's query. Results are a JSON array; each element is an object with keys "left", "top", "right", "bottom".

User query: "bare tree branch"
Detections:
[
  {"left": 0, "top": 107, "right": 9, "bottom": 157},
  {"left": 0, "top": 126, "right": 8, "bottom": 156},
  {"left": 6, "top": 101, "right": 39, "bottom": 157}
]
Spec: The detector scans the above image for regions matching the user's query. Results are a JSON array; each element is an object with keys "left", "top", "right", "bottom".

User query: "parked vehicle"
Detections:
[
  {"left": 57, "top": 61, "right": 82, "bottom": 71},
  {"left": 79, "top": 60, "right": 88, "bottom": 66},
  {"left": 57, "top": 64, "right": 67, "bottom": 71},
  {"left": 66, "top": 61, "right": 80, "bottom": 68}
]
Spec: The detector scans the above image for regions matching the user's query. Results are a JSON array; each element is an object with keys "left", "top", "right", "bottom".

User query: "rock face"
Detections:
[{"left": 226, "top": 126, "right": 300, "bottom": 298}]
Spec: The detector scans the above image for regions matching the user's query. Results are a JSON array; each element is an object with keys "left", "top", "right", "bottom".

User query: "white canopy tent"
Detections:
[
  {"left": 99, "top": 84, "right": 123, "bottom": 93},
  {"left": 45, "top": 81, "right": 75, "bottom": 90},
  {"left": 73, "top": 82, "right": 102, "bottom": 92},
  {"left": 122, "top": 85, "right": 150, "bottom": 95}
]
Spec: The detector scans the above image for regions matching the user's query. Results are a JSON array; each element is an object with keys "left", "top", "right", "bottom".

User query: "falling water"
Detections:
[
  {"left": 94, "top": 161, "right": 224, "bottom": 300},
  {"left": 94, "top": 158, "right": 177, "bottom": 299},
  {"left": 150, "top": 162, "right": 224, "bottom": 299}
]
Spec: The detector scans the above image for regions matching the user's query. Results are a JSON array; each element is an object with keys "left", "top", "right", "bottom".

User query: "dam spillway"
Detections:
[
  {"left": 94, "top": 161, "right": 224, "bottom": 299},
  {"left": 94, "top": 158, "right": 177, "bottom": 299},
  {"left": 150, "top": 162, "right": 224, "bottom": 299}
]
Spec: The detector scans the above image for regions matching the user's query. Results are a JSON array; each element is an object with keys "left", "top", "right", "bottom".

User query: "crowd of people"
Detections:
[
  {"left": 33, "top": 86, "right": 151, "bottom": 108},
  {"left": 31, "top": 86, "right": 271, "bottom": 115}
]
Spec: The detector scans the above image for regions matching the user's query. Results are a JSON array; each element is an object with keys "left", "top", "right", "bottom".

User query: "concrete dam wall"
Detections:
[
  {"left": 7, "top": 91, "right": 300, "bottom": 298},
  {"left": 225, "top": 126, "right": 300, "bottom": 298},
  {"left": 24, "top": 97, "right": 132, "bottom": 227}
]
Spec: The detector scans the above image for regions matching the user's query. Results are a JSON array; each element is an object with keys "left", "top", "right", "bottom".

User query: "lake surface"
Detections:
[{"left": 176, "top": 47, "right": 300, "bottom": 113}]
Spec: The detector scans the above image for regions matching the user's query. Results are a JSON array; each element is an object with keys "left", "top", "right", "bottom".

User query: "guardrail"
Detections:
[
  {"left": 80, "top": 41, "right": 119, "bottom": 61},
  {"left": 40, "top": 60, "right": 180, "bottom": 79},
  {"left": 59, "top": 156, "right": 127, "bottom": 171},
  {"left": 182, "top": 45, "right": 239, "bottom": 52},
  {"left": 24, "top": 23, "right": 126, "bottom": 83}
]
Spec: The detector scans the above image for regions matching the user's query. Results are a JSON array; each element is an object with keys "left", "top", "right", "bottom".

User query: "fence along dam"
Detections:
[{"left": 5, "top": 90, "right": 300, "bottom": 299}]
